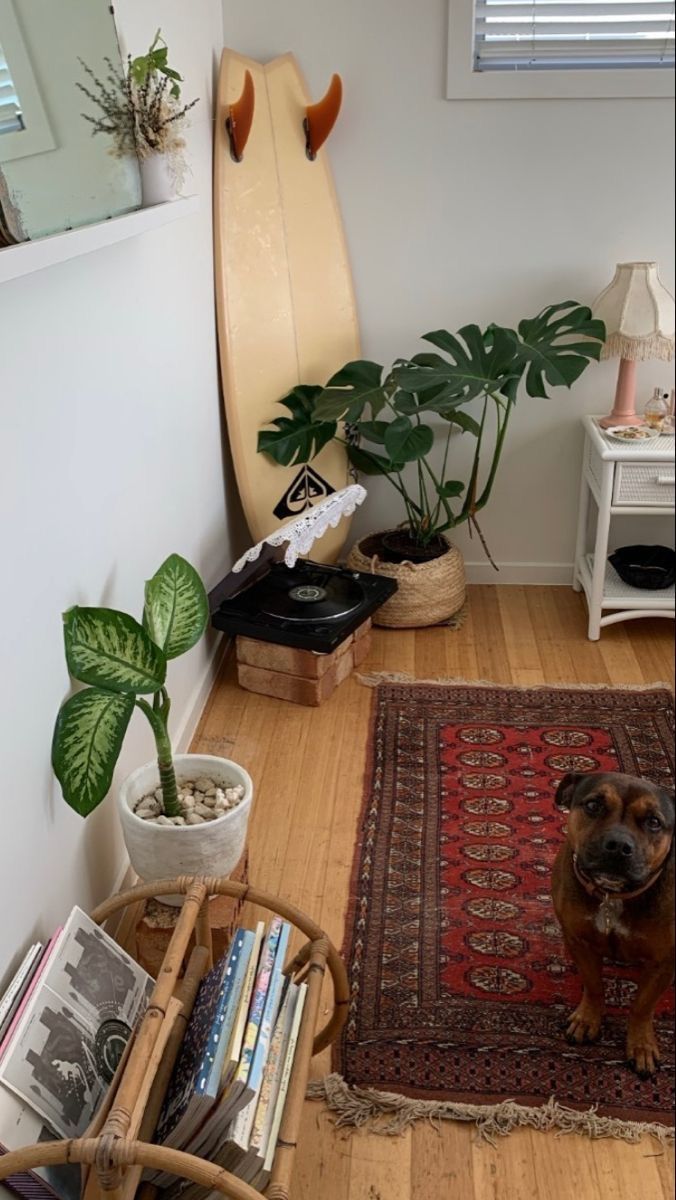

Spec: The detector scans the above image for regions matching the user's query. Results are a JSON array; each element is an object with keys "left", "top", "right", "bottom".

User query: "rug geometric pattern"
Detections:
[{"left": 337, "top": 682, "right": 675, "bottom": 1126}]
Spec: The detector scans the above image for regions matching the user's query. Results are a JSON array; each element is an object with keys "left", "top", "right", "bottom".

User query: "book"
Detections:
[
  {"left": 0, "top": 932, "right": 62, "bottom": 1063},
  {"left": 154, "top": 952, "right": 232, "bottom": 1152},
  {"left": 172, "top": 921, "right": 292, "bottom": 1198},
  {"left": 150, "top": 928, "right": 254, "bottom": 1190},
  {"left": 237, "top": 980, "right": 296, "bottom": 1185},
  {"left": 0, "top": 945, "right": 45, "bottom": 1046},
  {"left": 0, "top": 908, "right": 152, "bottom": 1139},
  {"left": 227, "top": 920, "right": 291, "bottom": 1134},
  {"left": 253, "top": 981, "right": 307, "bottom": 1192},
  {"left": 214, "top": 917, "right": 287, "bottom": 1129},
  {"left": 214, "top": 920, "right": 265, "bottom": 1098},
  {"left": 193, "top": 928, "right": 254, "bottom": 1112},
  {"left": 181, "top": 922, "right": 265, "bottom": 1162}
]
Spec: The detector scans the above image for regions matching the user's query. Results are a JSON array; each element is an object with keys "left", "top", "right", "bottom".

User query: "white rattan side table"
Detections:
[{"left": 573, "top": 416, "right": 675, "bottom": 640}]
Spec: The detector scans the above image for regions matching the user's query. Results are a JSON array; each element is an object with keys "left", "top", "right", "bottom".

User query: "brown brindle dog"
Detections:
[{"left": 552, "top": 771, "right": 674, "bottom": 1078}]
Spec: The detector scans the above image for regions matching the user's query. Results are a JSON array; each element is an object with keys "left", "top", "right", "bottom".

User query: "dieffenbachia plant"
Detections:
[
  {"left": 258, "top": 302, "right": 605, "bottom": 559},
  {"left": 52, "top": 554, "right": 208, "bottom": 818}
]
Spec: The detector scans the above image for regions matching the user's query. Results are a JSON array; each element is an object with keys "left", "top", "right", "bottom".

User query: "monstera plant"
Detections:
[{"left": 258, "top": 301, "right": 605, "bottom": 565}]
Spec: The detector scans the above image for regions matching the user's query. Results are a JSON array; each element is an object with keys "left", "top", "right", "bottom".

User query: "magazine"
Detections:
[{"left": 0, "top": 908, "right": 152, "bottom": 1139}]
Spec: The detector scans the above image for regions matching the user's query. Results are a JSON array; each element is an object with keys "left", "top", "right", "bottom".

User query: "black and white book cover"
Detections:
[{"left": 0, "top": 907, "right": 152, "bottom": 1139}]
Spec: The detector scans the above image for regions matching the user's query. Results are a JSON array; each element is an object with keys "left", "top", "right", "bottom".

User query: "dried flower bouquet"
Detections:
[{"left": 77, "top": 30, "right": 198, "bottom": 183}]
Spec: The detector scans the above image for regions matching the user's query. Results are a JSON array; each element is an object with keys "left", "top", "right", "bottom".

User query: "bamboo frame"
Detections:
[{"left": 0, "top": 876, "right": 349, "bottom": 1200}]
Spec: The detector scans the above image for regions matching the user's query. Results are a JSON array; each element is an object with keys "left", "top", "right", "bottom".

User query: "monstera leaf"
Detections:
[
  {"left": 356, "top": 420, "right": 389, "bottom": 444},
  {"left": 313, "top": 360, "right": 387, "bottom": 422},
  {"left": 393, "top": 323, "right": 522, "bottom": 409},
  {"left": 384, "top": 417, "right": 434, "bottom": 463},
  {"left": 143, "top": 554, "right": 208, "bottom": 659},
  {"left": 52, "top": 688, "right": 135, "bottom": 816},
  {"left": 258, "top": 386, "right": 336, "bottom": 466},
  {"left": 443, "top": 410, "right": 482, "bottom": 436},
  {"left": 347, "top": 445, "right": 405, "bottom": 477},
  {"left": 516, "top": 302, "right": 605, "bottom": 398},
  {"left": 64, "top": 607, "right": 166, "bottom": 694}
]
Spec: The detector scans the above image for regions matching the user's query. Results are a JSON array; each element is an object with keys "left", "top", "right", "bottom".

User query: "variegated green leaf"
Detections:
[
  {"left": 52, "top": 688, "right": 134, "bottom": 816},
  {"left": 64, "top": 607, "right": 166, "bottom": 694},
  {"left": 143, "top": 554, "right": 208, "bottom": 659}
]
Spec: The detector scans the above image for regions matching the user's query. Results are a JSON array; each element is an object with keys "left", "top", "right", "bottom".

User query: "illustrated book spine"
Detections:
[{"left": 255, "top": 981, "right": 308, "bottom": 1190}]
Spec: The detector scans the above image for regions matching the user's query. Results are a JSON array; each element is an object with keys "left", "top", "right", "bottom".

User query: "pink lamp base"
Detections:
[{"left": 599, "top": 358, "right": 639, "bottom": 428}]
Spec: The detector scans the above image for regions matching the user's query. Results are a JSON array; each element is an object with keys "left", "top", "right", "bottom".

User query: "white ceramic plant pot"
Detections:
[
  {"left": 139, "top": 153, "right": 176, "bottom": 206},
  {"left": 118, "top": 754, "right": 253, "bottom": 905}
]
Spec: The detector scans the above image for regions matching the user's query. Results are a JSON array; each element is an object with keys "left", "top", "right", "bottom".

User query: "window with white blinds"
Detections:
[
  {"left": 474, "top": 0, "right": 676, "bottom": 73},
  {"left": 0, "top": 40, "right": 23, "bottom": 134}
]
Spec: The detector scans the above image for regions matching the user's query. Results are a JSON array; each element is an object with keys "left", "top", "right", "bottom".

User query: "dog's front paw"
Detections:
[
  {"left": 627, "top": 1024, "right": 661, "bottom": 1079},
  {"left": 565, "top": 998, "right": 603, "bottom": 1044}
]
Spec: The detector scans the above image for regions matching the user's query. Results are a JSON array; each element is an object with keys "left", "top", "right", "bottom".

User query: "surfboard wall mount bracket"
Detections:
[
  {"left": 225, "top": 69, "right": 255, "bottom": 162},
  {"left": 303, "top": 73, "right": 343, "bottom": 161}
]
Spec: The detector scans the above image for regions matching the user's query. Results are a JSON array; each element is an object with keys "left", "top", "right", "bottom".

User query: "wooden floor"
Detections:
[{"left": 192, "top": 587, "right": 675, "bottom": 1200}]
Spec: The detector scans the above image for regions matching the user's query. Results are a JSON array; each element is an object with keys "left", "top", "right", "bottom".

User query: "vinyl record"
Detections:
[{"left": 258, "top": 569, "right": 364, "bottom": 622}]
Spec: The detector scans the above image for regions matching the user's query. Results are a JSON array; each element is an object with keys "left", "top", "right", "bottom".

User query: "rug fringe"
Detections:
[
  {"left": 356, "top": 672, "right": 674, "bottom": 693},
  {"left": 306, "top": 1074, "right": 674, "bottom": 1145}
]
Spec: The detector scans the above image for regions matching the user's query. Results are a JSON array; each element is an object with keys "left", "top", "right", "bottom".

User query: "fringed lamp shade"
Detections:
[{"left": 592, "top": 262, "right": 675, "bottom": 427}]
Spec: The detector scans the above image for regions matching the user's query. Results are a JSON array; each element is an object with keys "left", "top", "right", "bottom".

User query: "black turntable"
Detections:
[{"left": 209, "top": 550, "right": 397, "bottom": 653}]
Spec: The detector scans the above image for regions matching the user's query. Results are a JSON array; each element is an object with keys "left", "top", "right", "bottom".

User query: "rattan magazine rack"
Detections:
[{"left": 0, "top": 876, "right": 349, "bottom": 1200}]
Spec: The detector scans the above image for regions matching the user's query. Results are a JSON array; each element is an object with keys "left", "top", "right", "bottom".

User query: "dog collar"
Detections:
[{"left": 572, "top": 853, "right": 668, "bottom": 904}]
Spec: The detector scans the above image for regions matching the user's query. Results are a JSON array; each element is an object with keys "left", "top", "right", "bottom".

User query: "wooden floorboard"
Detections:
[{"left": 191, "top": 586, "right": 675, "bottom": 1199}]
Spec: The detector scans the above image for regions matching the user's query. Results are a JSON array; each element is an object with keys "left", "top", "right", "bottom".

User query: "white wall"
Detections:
[
  {"left": 0, "top": 0, "right": 244, "bottom": 983},
  {"left": 221, "top": 0, "right": 675, "bottom": 580}
]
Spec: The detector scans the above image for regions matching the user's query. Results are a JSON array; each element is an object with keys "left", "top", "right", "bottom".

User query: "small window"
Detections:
[
  {"left": 0, "top": 0, "right": 54, "bottom": 160},
  {"left": 447, "top": 0, "right": 676, "bottom": 98},
  {"left": 0, "top": 39, "right": 23, "bottom": 134}
]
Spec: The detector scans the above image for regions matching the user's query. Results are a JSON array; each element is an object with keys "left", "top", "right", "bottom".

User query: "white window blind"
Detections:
[
  {"left": 474, "top": 0, "right": 676, "bottom": 72},
  {"left": 0, "top": 41, "right": 23, "bottom": 134}
]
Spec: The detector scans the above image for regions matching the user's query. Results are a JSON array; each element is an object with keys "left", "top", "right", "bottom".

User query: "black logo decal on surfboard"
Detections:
[{"left": 273, "top": 465, "right": 335, "bottom": 520}]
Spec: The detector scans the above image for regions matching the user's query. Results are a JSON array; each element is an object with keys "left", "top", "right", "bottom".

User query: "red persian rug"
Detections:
[{"left": 331, "top": 681, "right": 675, "bottom": 1135}]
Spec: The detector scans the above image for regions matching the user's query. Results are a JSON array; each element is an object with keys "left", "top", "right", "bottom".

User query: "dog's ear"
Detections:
[{"left": 555, "top": 772, "right": 585, "bottom": 810}]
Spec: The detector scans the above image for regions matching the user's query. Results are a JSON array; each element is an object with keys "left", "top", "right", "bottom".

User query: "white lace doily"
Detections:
[{"left": 232, "top": 484, "right": 367, "bottom": 573}]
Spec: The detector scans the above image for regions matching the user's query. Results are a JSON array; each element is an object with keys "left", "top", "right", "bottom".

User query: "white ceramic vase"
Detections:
[
  {"left": 117, "top": 754, "right": 253, "bottom": 905},
  {"left": 139, "top": 153, "right": 176, "bottom": 206}
]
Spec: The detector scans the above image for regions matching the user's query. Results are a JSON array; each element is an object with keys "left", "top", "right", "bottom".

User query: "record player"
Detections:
[{"left": 209, "top": 486, "right": 397, "bottom": 654}]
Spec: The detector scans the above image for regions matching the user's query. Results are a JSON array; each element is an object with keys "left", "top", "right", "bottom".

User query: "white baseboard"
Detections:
[
  {"left": 175, "top": 634, "right": 230, "bottom": 753},
  {"left": 464, "top": 561, "right": 574, "bottom": 586}
]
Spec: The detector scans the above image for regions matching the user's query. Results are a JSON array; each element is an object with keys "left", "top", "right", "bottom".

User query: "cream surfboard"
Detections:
[{"left": 214, "top": 50, "right": 360, "bottom": 563}]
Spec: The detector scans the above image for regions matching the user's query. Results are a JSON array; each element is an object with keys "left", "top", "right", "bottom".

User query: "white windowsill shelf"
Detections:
[{"left": 0, "top": 195, "right": 199, "bottom": 284}]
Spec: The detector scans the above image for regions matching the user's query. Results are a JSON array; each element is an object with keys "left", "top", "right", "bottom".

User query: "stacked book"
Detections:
[{"left": 153, "top": 915, "right": 306, "bottom": 1195}]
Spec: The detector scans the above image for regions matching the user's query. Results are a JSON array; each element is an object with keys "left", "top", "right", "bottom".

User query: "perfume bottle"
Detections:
[{"left": 643, "top": 387, "right": 670, "bottom": 432}]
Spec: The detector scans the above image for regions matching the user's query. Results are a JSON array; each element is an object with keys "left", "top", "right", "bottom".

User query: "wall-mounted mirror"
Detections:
[{"left": 0, "top": 0, "right": 140, "bottom": 245}]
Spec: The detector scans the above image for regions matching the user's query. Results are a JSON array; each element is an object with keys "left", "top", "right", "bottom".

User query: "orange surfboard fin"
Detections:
[
  {"left": 304, "top": 74, "right": 343, "bottom": 160},
  {"left": 226, "top": 69, "right": 255, "bottom": 162}
]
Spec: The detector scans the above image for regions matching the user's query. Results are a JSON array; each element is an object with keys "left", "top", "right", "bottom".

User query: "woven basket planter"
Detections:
[{"left": 347, "top": 533, "right": 466, "bottom": 627}]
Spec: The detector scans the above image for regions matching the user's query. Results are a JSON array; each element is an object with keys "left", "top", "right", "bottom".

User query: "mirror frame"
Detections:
[{"left": 0, "top": 0, "right": 55, "bottom": 162}]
